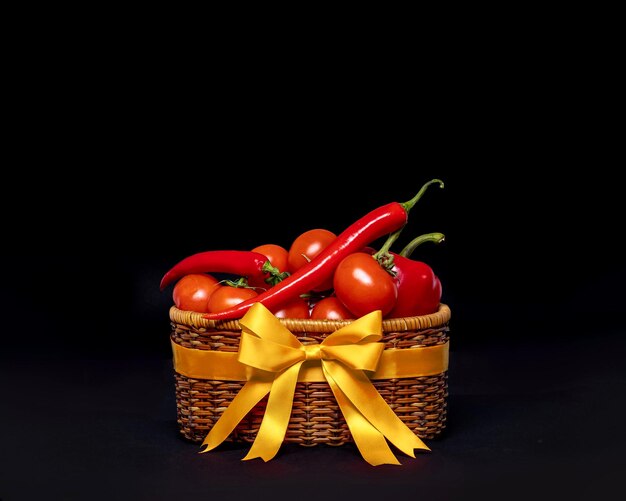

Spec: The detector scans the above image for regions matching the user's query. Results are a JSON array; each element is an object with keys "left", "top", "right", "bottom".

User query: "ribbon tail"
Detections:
[
  {"left": 325, "top": 361, "right": 430, "bottom": 458},
  {"left": 243, "top": 363, "right": 302, "bottom": 462},
  {"left": 324, "top": 366, "right": 400, "bottom": 466},
  {"left": 200, "top": 378, "right": 272, "bottom": 453}
]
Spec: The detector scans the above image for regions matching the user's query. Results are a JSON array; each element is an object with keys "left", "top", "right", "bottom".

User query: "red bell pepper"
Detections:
[{"left": 384, "top": 232, "right": 445, "bottom": 318}]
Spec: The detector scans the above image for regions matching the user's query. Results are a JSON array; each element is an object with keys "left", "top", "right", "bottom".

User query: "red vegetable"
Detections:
[
  {"left": 207, "top": 280, "right": 259, "bottom": 313},
  {"left": 248, "top": 244, "right": 290, "bottom": 290},
  {"left": 159, "top": 250, "right": 282, "bottom": 291},
  {"left": 172, "top": 273, "right": 221, "bottom": 313},
  {"left": 310, "top": 297, "right": 353, "bottom": 320},
  {"left": 287, "top": 229, "right": 337, "bottom": 292},
  {"left": 333, "top": 252, "right": 398, "bottom": 317},
  {"left": 387, "top": 232, "right": 445, "bottom": 318},
  {"left": 272, "top": 296, "right": 310, "bottom": 319},
  {"left": 202, "top": 179, "right": 444, "bottom": 321}
]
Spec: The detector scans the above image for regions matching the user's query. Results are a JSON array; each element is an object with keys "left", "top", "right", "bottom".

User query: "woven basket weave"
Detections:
[{"left": 170, "top": 303, "right": 451, "bottom": 446}]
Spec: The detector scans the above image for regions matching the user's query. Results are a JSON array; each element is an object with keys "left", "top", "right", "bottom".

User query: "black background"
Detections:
[
  {"left": 3, "top": 168, "right": 622, "bottom": 357},
  {"left": 3, "top": 18, "right": 624, "bottom": 498},
  {"left": 2, "top": 149, "right": 625, "bottom": 499}
]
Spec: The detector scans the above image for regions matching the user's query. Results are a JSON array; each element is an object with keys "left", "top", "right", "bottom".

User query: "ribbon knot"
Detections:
[
  {"left": 199, "top": 303, "right": 430, "bottom": 466},
  {"left": 304, "top": 344, "right": 322, "bottom": 361}
]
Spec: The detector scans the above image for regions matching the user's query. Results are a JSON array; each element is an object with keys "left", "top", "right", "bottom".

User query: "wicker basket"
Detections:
[{"left": 170, "top": 303, "right": 451, "bottom": 446}]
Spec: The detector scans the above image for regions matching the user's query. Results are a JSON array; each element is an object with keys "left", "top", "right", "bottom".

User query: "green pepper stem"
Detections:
[
  {"left": 373, "top": 179, "right": 444, "bottom": 260},
  {"left": 372, "top": 179, "right": 444, "bottom": 273},
  {"left": 371, "top": 226, "right": 403, "bottom": 275},
  {"left": 399, "top": 232, "right": 445, "bottom": 258},
  {"left": 401, "top": 178, "right": 444, "bottom": 213},
  {"left": 373, "top": 227, "right": 403, "bottom": 260}
]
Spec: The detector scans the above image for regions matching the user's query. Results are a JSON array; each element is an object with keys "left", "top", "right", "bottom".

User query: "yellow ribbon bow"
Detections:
[{"left": 200, "top": 303, "right": 430, "bottom": 465}]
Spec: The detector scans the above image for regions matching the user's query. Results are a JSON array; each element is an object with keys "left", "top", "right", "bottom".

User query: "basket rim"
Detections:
[{"left": 169, "top": 303, "right": 451, "bottom": 333}]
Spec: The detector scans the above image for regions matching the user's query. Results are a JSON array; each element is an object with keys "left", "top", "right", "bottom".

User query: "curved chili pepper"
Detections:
[
  {"left": 386, "top": 232, "right": 445, "bottom": 318},
  {"left": 202, "top": 179, "right": 444, "bottom": 321},
  {"left": 160, "top": 250, "right": 271, "bottom": 291}
]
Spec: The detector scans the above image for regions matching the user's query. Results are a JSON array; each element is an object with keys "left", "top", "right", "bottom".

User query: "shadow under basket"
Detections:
[{"left": 170, "top": 303, "right": 451, "bottom": 447}]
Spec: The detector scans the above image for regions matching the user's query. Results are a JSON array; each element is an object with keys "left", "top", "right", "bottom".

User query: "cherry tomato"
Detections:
[
  {"left": 172, "top": 273, "right": 221, "bottom": 313},
  {"left": 207, "top": 284, "right": 258, "bottom": 313},
  {"left": 310, "top": 297, "right": 353, "bottom": 320},
  {"left": 287, "top": 228, "right": 337, "bottom": 291},
  {"left": 333, "top": 253, "right": 398, "bottom": 317},
  {"left": 272, "top": 297, "right": 310, "bottom": 319},
  {"left": 248, "top": 243, "right": 290, "bottom": 290}
]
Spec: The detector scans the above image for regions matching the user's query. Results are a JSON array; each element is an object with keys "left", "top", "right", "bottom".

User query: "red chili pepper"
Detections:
[
  {"left": 386, "top": 232, "right": 445, "bottom": 318},
  {"left": 202, "top": 179, "right": 444, "bottom": 321},
  {"left": 160, "top": 250, "right": 272, "bottom": 291}
]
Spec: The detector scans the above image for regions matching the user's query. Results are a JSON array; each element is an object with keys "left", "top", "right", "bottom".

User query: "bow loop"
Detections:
[
  {"left": 238, "top": 331, "right": 304, "bottom": 373},
  {"left": 322, "top": 310, "right": 383, "bottom": 345}
]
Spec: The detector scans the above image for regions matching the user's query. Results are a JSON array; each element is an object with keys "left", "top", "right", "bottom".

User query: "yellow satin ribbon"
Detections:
[
  {"left": 193, "top": 303, "right": 442, "bottom": 466},
  {"left": 172, "top": 339, "right": 449, "bottom": 381}
]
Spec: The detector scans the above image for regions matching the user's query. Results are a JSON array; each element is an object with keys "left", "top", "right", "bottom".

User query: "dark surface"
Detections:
[
  {"left": 2, "top": 170, "right": 624, "bottom": 500},
  {"left": 2, "top": 330, "right": 624, "bottom": 500}
]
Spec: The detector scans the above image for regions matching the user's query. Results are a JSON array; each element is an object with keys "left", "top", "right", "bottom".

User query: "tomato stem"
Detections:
[
  {"left": 399, "top": 232, "right": 446, "bottom": 258},
  {"left": 222, "top": 277, "right": 253, "bottom": 288},
  {"left": 261, "top": 260, "right": 290, "bottom": 285}
]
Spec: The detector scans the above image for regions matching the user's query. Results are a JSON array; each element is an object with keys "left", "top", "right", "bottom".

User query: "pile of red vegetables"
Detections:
[{"left": 160, "top": 179, "right": 445, "bottom": 321}]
